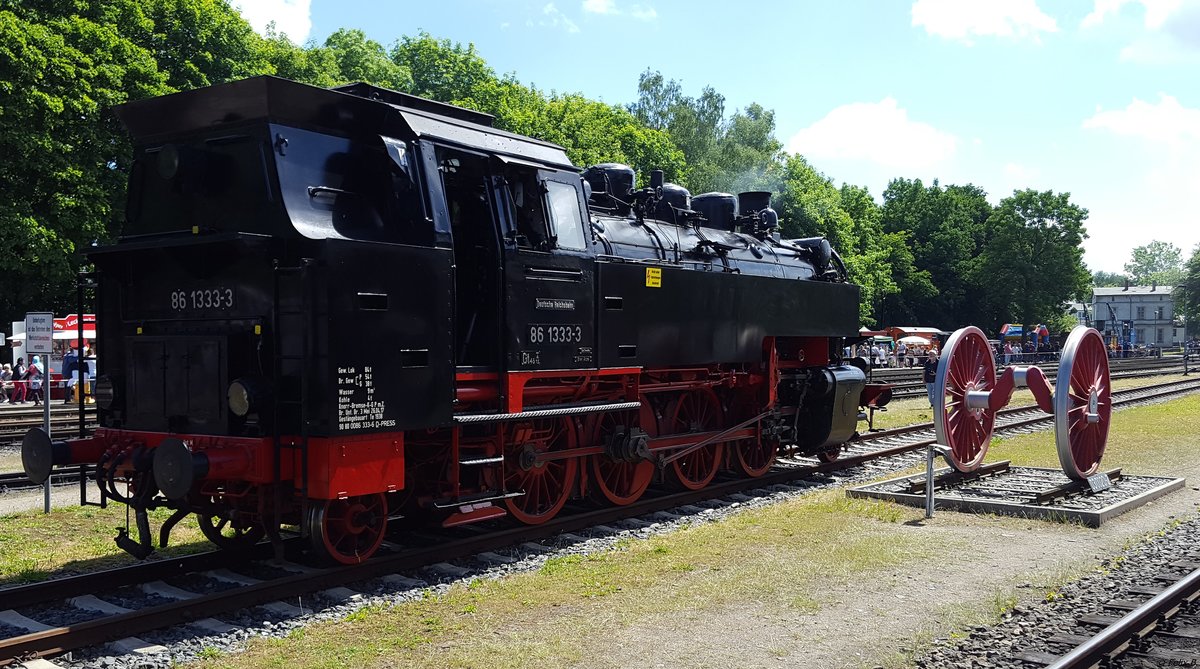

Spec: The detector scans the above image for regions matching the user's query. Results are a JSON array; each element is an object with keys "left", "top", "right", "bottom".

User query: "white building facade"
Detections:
[{"left": 1091, "top": 285, "right": 1186, "bottom": 346}]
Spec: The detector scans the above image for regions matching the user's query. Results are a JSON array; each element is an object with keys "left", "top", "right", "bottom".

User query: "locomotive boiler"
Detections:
[{"left": 22, "top": 76, "right": 883, "bottom": 564}]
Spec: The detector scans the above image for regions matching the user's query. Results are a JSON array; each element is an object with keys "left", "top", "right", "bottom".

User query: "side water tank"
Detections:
[
  {"left": 692, "top": 192, "right": 738, "bottom": 231},
  {"left": 655, "top": 183, "right": 691, "bottom": 222}
]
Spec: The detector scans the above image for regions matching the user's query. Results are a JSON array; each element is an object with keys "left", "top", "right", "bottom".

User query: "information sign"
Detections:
[
  {"left": 25, "top": 312, "right": 54, "bottom": 355},
  {"left": 1086, "top": 473, "right": 1112, "bottom": 493}
]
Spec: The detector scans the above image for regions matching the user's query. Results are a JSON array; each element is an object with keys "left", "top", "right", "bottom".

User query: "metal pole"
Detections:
[
  {"left": 77, "top": 289, "right": 85, "bottom": 422},
  {"left": 925, "top": 444, "right": 936, "bottom": 518},
  {"left": 43, "top": 352, "right": 52, "bottom": 514}
]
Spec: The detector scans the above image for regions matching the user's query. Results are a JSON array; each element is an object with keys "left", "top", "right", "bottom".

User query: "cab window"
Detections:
[
  {"left": 545, "top": 181, "right": 587, "bottom": 251},
  {"left": 505, "top": 167, "right": 550, "bottom": 250}
]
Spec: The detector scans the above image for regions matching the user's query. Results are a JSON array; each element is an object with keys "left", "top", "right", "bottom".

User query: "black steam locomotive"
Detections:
[{"left": 23, "top": 76, "right": 881, "bottom": 564}]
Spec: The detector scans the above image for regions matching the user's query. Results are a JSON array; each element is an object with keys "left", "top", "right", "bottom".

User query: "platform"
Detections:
[{"left": 846, "top": 461, "right": 1185, "bottom": 527}]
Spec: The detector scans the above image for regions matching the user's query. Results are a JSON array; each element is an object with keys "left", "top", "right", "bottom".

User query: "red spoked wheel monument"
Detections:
[{"left": 933, "top": 325, "right": 1111, "bottom": 480}]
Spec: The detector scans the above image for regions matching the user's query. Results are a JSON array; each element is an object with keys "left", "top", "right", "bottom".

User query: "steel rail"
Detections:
[
  {"left": 857, "top": 378, "right": 1200, "bottom": 444},
  {"left": 1046, "top": 566, "right": 1200, "bottom": 669},
  {"left": 870, "top": 358, "right": 1183, "bottom": 385},
  {"left": 885, "top": 365, "right": 1186, "bottom": 399},
  {"left": 0, "top": 543, "right": 275, "bottom": 611}
]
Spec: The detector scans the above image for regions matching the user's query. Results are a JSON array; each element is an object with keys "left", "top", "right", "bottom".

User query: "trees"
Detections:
[
  {"left": 1124, "top": 240, "right": 1184, "bottom": 287},
  {"left": 876, "top": 179, "right": 991, "bottom": 329},
  {"left": 1178, "top": 245, "right": 1200, "bottom": 332},
  {"left": 0, "top": 2, "right": 170, "bottom": 322},
  {"left": 973, "top": 190, "right": 1091, "bottom": 335},
  {"left": 628, "top": 70, "right": 781, "bottom": 195},
  {"left": 324, "top": 28, "right": 411, "bottom": 91},
  {"left": 390, "top": 32, "right": 494, "bottom": 106},
  {"left": 1091, "top": 270, "right": 1127, "bottom": 287}
]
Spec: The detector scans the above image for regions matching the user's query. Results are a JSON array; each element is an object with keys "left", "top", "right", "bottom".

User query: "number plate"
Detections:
[
  {"left": 1086, "top": 473, "right": 1112, "bottom": 493},
  {"left": 170, "top": 287, "right": 236, "bottom": 312},
  {"left": 527, "top": 323, "right": 583, "bottom": 346}
]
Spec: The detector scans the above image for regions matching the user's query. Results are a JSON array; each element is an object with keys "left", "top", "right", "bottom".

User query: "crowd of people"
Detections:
[
  {"left": 1000, "top": 340, "right": 1060, "bottom": 364},
  {"left": 0, "top": 345, "right": 95, "bottom": 405},
  {"left": 850, "top": 341, "right": 939, "bottom": 369}
]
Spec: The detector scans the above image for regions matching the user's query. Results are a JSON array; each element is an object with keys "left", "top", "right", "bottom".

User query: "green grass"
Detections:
[
  {"left": 0, "top": 504, "right": 209, "bottom": 584},
  {"left": 198, "top": 491, "right": 940, "bottom": 669},
  {"left": 866, "top": 373, "right": 1191, "bottom": 431},
  {"left": 987, "top": 391, "right": 1200, "bottom": 475}
]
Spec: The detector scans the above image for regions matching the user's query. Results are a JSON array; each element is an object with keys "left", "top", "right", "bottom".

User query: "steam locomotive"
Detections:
[{"left": 22, "top": 76, "right": 885, "bottom": 564}]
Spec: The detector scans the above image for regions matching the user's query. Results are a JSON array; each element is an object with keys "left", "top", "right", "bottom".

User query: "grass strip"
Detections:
[
  {"left": 0, "top": 505, "right": 207, "bottom": 585},
  {"left": 199, "top": 493, "right": 942, "bottom": 669}
]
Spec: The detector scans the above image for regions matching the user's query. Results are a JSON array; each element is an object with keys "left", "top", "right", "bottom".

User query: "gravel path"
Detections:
[{"left": 0, "top": 483, "right": 83, "bottom": 515}]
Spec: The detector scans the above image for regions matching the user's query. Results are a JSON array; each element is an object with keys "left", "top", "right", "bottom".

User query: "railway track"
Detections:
[
  {"left": 884, "top": 363, "right": 1186, "bottom": 399},
  {"left": 0, "top": 406, "right": 96, "bottom": 453},
  {"left": 870, "top": 356, "right": 1183, "bottom": 385},
  {"left": 1, "top": 377, "right": 1198, "bottom": 665},
  {"left": 1020, "top": 560, "right": 1200, "bottom": 668}
]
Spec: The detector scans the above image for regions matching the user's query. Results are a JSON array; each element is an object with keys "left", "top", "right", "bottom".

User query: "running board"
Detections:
[
  {"left": 432, "top": 491, "right": 525, "bottom": 509},
  {"left": 454, "top": 400, "right": 641, "bottom": 424}
]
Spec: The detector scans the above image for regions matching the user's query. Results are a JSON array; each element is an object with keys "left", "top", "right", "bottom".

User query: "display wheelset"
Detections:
[{"left": 933, "top": 325, "right": 1111, "bottom": 480}]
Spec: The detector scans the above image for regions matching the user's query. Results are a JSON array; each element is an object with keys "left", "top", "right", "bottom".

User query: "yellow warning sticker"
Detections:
[{"left": 645, "top": 267, "right": 662, "bottom": 288}]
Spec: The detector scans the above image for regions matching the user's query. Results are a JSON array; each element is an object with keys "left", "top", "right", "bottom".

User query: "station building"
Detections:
[{"left": 1090, "top": 285, "right": 1186, "bottom": 346}]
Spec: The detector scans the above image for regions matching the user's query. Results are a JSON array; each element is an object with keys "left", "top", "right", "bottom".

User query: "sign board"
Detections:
[
  {"left": 1086, "top": 473, "right": 1112, "bottom": 493},
  {"left": 25, "top": 312, "right": 54, "bottom": 355}
]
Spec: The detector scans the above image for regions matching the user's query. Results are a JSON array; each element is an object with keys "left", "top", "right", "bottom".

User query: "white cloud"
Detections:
[
  {"left": 233, "top": 0, "right": 312, "bottom": 42},
  {"left": 1083, "top": 94, "right": 1200, "bottom": 143},
  {"left": 1082, "top": 0, "right": 1184, "bottom": 28},
  {"left": 581, "top": 0, "right": 657, "bottom": 21},
  {"left": 582, "top": 0, "right": 616, "bottom": 14},
  {"left": 1082, "top": 0, "right": 1200, "bottom": 62},
  {"left": 785, "top": 98, "right": 958, "bottom": 171},
  {"left": 911, "top": 0, "right": 1058, "bottom": 43},
  {"left": 1081, "top": 94, "right": 1200, "bottom": 269},
  {"left": 630, "top": 4, "right": 657, "bottom": 20},
  {"left": 541, "top": 3, "right": 580, "bottom": 33}
]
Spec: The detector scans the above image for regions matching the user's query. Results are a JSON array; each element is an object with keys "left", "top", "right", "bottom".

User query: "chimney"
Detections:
[
  {"left": 1122, "top": 278, "right": 1128, "bottom": 292},
  {"left": 1152, "top": 282, "right": 1157, "bottom": 291}
]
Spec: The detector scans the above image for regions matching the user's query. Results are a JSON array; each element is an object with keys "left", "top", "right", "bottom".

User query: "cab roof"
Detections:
[{"left": 116, "top": 76, "right": 575, "bottom": 170}]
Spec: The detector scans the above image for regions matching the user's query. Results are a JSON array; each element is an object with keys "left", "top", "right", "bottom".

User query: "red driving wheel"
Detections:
[
  {"left": 664, "top": 388, "right": 725, "bottom": 490},
  {"left": 503, "top": 417, "right": 579, "bottom": 524},
  {"left": 588, "top": 397, "right": 656, "bottom": 506},
  {"left": 934, "top": 326, "right": 997, "bottom": 472},
  {"left": 307, "top": 493, "right": 388, "bottom": 565},
  {"left": 735, "top": 429, "right": 777, "bottom": 477},
  {"left": 1055, "top": 327, "right": 1112, "bottom": 480}
]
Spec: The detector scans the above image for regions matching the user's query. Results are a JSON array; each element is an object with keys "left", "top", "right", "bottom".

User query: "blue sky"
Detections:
[{"left": 234, "top": 0, "right": 1200, "bottom": 274}]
